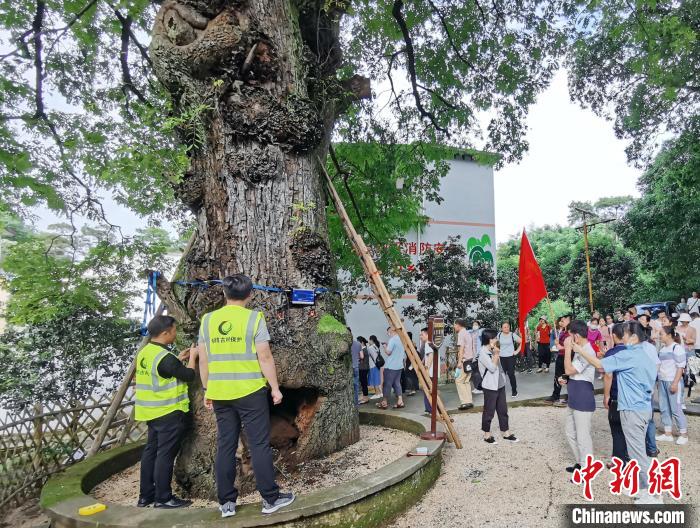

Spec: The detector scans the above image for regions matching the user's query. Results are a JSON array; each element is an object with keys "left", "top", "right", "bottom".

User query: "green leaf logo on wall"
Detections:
[{"left": 467, "top": 235, "right": 494, "bottom": 265}]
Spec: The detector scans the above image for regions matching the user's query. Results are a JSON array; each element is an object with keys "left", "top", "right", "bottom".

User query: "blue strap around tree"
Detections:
[{"left": 139, "top": 271, "right": 340, "bottom": 334}]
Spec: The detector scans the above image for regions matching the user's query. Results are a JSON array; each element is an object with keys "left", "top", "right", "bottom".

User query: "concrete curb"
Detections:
[{"left": 40, "top": 411, "right": 443, "bottom": 528}]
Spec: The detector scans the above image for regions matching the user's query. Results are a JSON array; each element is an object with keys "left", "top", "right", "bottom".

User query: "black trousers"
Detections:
[
  {"left": 213, "top": 388, "right": 279, "bottom": 505},
  {"left": 500, "top": 356, "right": 517, "bottom": 393},
  {"left": 405, "top": 366, "right": 419, "bottom": 392},
  {"left": 482, "top": 387, "right": 509, "bottom": 433},
  {"left": 359, "top": 369, "right": 369, "bottom": 396},
  {"left": 608, "top": 399, "right": 630, "bottom": 462},
  {"left": 139, "top": 410, "right": 186, "bottom": 503},
  {"left": 551, "top": 354, "right": 565, "bottom": 399},
  {"left": 537, "top": 343, "right": 551, "bottom": 368}
]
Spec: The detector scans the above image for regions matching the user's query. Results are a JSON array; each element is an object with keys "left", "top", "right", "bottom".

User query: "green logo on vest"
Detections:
[
  {"left": 218, "top": 321, "right": 233, "bottom": 335},
  {"left": 140, "top": 356, "right": 147, "bottom": 370}
]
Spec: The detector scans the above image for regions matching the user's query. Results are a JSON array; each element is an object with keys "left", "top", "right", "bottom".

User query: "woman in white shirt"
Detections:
[
  {"left": 367, "top": 335, "right": 383, "bottom": 399},
  {"left": 478, "top": 328, "right": 519, "bottom": 444},
  {"left": 655, "top": 327, "right": 688, "bottom": 445}
]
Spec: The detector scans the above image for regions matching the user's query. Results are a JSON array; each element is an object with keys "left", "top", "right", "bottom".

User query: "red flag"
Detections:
[{"left": 518, "top": 230, "right": 547, "bottom": 355}]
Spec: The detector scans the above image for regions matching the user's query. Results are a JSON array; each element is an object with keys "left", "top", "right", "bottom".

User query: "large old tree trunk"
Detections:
[{"left": 149, "top": 0, "right": 367, "bottom": 499}]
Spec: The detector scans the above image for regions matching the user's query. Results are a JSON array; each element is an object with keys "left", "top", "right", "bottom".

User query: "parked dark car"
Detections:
[{"left": 636, "top": 302, "right": 677, "bottom": 318}]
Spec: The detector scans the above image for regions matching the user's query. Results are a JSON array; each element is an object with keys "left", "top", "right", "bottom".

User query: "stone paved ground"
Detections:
[{"left": 389, "top": 402, "right": 700, "bottom": 528}]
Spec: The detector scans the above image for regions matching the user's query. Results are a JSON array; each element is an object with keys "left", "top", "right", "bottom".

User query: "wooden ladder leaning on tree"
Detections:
[{"left": 318, "top": 157, "right": 462, "bottom": 449}]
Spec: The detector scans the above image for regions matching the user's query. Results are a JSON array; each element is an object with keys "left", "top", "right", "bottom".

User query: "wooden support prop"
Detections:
[
  {"left": 318, "top": 157, "right": 462, "bottom": 448},
  {"left": 421, "top": 316, "right": 446, "bottom": 441},
  {"left": 87, "top": 233, "right": 197, "bottom": 457}
]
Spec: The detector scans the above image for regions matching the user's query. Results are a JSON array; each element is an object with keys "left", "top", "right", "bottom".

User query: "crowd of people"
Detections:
[{"left": 349, "top": 293, "right": 700, "bottom": 505}]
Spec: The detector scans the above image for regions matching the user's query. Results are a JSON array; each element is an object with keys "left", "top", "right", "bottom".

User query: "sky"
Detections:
[{"left": 493, "top": 70, "right": 641, "bottom": 244}]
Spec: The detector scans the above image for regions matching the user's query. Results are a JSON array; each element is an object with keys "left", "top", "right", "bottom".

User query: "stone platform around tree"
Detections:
[{"left": 40, "top": 412, "right": 443, "bottom": 528}]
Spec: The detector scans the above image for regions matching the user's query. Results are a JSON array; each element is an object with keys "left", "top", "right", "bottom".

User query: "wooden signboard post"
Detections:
[{"left": 421, "top": 316, "right": 446, "bottom": 441}]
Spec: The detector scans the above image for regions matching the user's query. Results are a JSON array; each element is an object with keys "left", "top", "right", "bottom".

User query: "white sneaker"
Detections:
[
  {"left": 676, "top": 436, "right": 689, "bottom": 445},
  {"left": 681, "top": 404, "right": 687, "bottom": 410},
  {"left": 655, "top": 434, "right": 674, "bottom": 442},
  {"left": 219, "top": 501, "right": 236, "bottom": 518},
  {"left": 635, "top": 490, "right": 663, "bottom": 505},
  {"left": 370, "top": 393, "right": 383, "bottom": 400},
  {"left": 472, "top": 389, "right": 483, "bottom": 394}
]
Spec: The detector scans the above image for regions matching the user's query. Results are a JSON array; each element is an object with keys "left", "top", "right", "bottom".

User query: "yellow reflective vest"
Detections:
[
  {"left": 201, "top": 305, "right": 267, "bottom": 401},
  {"left": 135, "top": 343, "right": 189, "bottom": 421}
]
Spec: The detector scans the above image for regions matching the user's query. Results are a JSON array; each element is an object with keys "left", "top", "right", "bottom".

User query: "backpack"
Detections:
[{"left": 374, "top": 347, "right": 385, "bottom": 368}]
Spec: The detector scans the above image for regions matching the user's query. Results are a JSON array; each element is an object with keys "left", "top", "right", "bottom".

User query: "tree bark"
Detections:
[{"left": 149, "top": 0, "right": 361, "bottom": 498}]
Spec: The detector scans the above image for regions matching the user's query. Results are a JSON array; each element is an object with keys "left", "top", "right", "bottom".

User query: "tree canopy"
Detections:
[
  {"left": 617, "top": 122, "right": 700, "bottom": 299},
  {"left": 0, "top": 0, "right": 567, "bottom": 245},
  {"left": 567, "top": 0, "right": 700, "bottom": 164}
]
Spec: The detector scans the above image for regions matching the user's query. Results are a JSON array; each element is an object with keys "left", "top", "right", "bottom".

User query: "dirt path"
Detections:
[{"left": 389, "top": 405, "right": 700, "bottom": 528}]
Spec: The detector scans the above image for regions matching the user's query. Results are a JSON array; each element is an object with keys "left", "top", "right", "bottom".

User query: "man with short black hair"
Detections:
[
  {"left": 136, "top": 315, "right": 197, "bottom": 509},
  {"left": 199, "top": 274, "right": 295, "bottom": 518},
  {"left": 689, "top": 292, "right": 700, "bottom": 315}
]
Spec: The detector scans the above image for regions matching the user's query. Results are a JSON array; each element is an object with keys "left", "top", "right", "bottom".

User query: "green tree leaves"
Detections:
[
  {"left": 617, "top": 122, "right": 700, "bottom": 298},
  {"left": 566, "top": 0, "right": 700, "bottom": 163}
]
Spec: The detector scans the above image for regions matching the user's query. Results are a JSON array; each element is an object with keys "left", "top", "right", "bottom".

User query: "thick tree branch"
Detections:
[
  {"left": 116, "top": 12, "right": 149, "bottom": 105},
  {"left": 32, "top": 0, "right": 46, "bottom": 119},
  {"left": 391, "top": 0, "right": 448, "bottom": 134}
]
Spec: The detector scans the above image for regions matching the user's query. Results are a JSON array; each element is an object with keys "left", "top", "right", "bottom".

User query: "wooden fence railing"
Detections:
[{"left": 0, "top": 389, "right": 146, "bottom": 512}]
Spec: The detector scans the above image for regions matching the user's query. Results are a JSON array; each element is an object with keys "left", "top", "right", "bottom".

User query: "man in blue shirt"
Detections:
[
  {"left": 377, "top": 327, "right": 406, "bottom": 409},
  {"left": 602, "top": 324, "right": 629, "bottom": 463},
  {"left": 572, "top": 321, "right": 662, "bottom": 505}
]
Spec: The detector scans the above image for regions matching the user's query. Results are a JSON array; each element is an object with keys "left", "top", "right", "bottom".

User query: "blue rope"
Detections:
[
  {"left": 172, "top": 279, "right": 339, "bottom": 295},
  {"left": 139, "top": 272, "right": 340, "bottom": 329}
]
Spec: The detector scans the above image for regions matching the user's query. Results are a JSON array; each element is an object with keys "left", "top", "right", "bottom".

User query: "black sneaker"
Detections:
[
  {"left": 137, "top": 497, "right": 154, "bottom": 508},
  {"left": 502, "top": 434, "right": 519, "bottom": 443},
  {"left": 647, "top": 449, "right": 660, "bottom": 458},
  {"left": 484, "top": 436, "right": 497, "bottom": 444},
  {"left": 458, "top": 403, "right": 474, "bottom": 410},
  {"left": 154, "top": 496, "right": 192, "bottom": 509},
  {"left": 543, "top": 396, "right": 556, "bottom": 403},
  {"left": 566, "top": 463, "right": 581, "bottom": 473},
  {"left": 511, "top": 391, "right": 518, "bottom": 397},
  {"left": 261, "top": 491, "right": 296, "bottom": 514}
]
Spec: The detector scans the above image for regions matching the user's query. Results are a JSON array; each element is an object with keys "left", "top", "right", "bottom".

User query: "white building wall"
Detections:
[{"left": 344, "top": 154, "right": 497, "bottom": 341}]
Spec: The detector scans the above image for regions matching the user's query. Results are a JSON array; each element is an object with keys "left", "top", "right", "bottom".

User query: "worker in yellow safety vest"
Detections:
[
  {"left": 135, "top": 315, "right": 197, "bottom": 509},
  {"left": 198, "top": 274, "right": 296, "bottom": 519}
]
